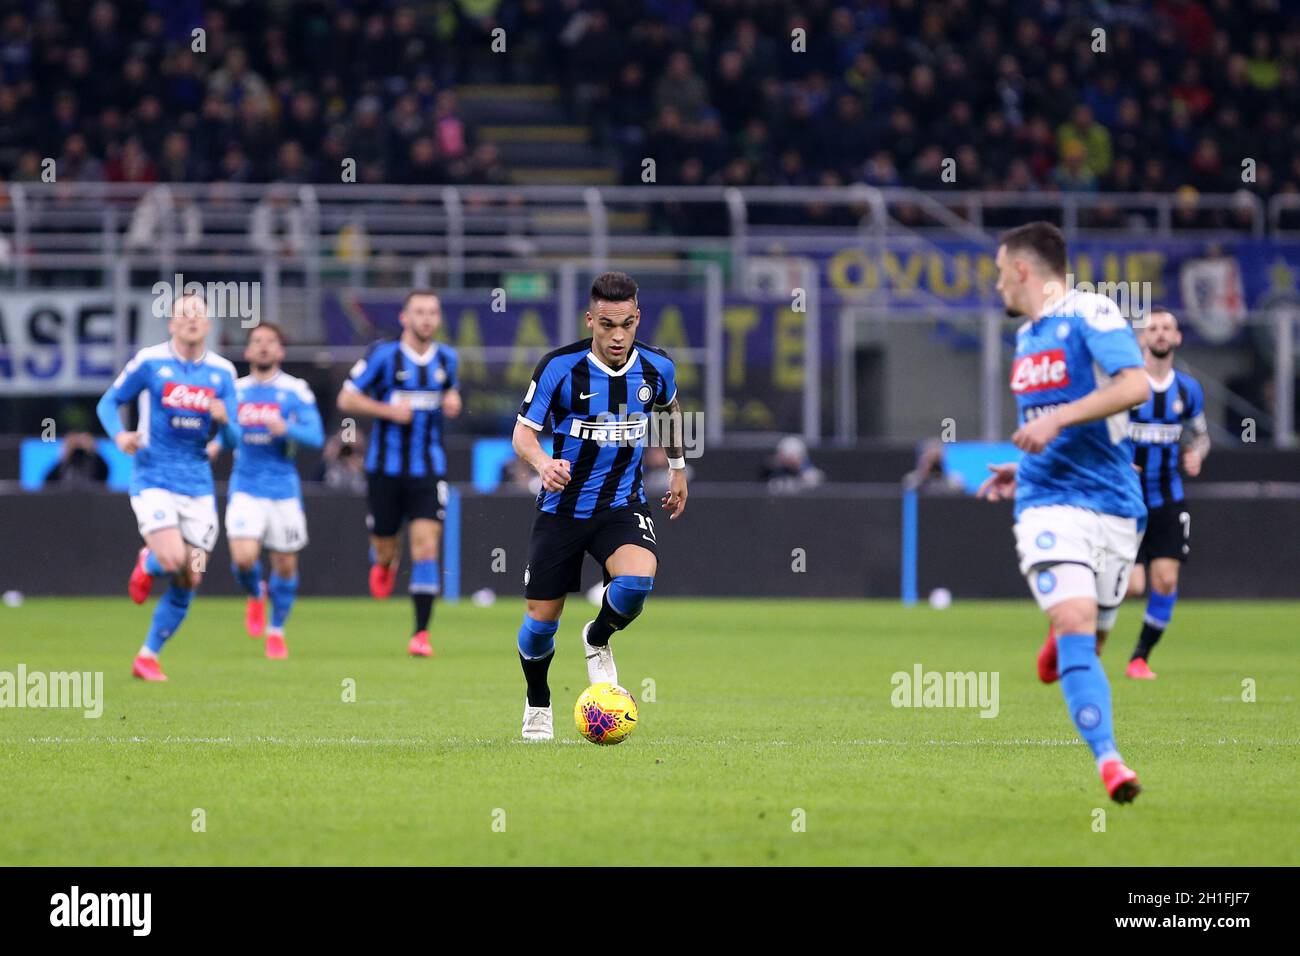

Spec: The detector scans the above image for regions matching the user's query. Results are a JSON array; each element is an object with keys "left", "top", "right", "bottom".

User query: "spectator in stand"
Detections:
[
  {"left": 763, "top": 435, "right": 825, "bottom": 495},
  {"left": 0, "top": 0, "right": 1295, "bottom": 204}
]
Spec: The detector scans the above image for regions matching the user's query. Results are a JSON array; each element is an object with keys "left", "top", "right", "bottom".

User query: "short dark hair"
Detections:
[
  {"left": 590, "top": 271, "right": 638, "bottom": 304},
  {"left": 1148, "top": 304, "right": 1178, "bottom": 325},
  {"left": 402, "top": 289, "right": 440, "bottom": 310},
  {"left": 249, "top": 321, "right": 286, "bottom": 345},
  {"left": 998, "top": 221, "right": 1068, "bottom": 276}
]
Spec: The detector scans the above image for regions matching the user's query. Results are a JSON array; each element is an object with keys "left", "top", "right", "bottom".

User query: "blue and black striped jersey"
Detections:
[
  {"left": 517, "top": 339, "right": 677, "bottom": 518},
  {"left": 345, "top": 339, "right": 458, "bottom": 478},
  {"left": 1129, "top": 368, "right": 1207, "bottom": 508}
]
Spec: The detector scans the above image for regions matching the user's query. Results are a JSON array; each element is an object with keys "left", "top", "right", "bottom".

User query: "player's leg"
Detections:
[
  {"left": 365, "top": 473, "right": 402, "bottom": 599},
  {"left": 136, "top": 535, "right": 207, "bottom": 682},
  {"left": 265, "top": 550, "right": 298, "bottom": 659},
  {"left": 1126, "top": 562, "right": 1147, "bottom": 599},
  {"left": 517, "top": 512, "right": 586, "bottom": 740},
  {"left": 1015, "top": 507, "right": 1139, "bottom": 802},
  {"left": 584, "top": 545, "right": 656, "bottom": 685},
  {"left": 520, "top": 596, "right": 564, "bottom": 739},
  {"left": 1127, "top": 504, "right": 1186, "bottom": 678},
  {"left": 128, "top": 488, "right": 189, "bottom": 603},
  {"left": 230, "top": 537, "right": 267, "bottom": 635},
  {"left": 262, "top": 497, "right": 307, "bottom": 659},
  {"left": 582, "top": 506, "right": 660, "bottom": 685},
  {"left": 1041, "top": 585, "right": 1139, "bottom": 803},
  {"left": 1129, "top": 558, "right": 1179, "bottom": 677},
  {"left": 406, "top": 517, "right": 442, "bottom": 656},
  {"left": 403, "top": 477, "right": 447, "bottom": 656}
]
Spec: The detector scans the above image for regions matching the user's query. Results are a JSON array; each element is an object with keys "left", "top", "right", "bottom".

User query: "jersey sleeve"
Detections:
[
  {"left": 345, "top": 344, "right": 387, "bottom": 396},
  {"left": 1185, "top": 377, "right": 1206, "bottom": 420},
  {"left": 96, "top": 351, "right": 153, "bottom": 437},
  {"left": 1079, "top": 295, "right": 1142, "bottom": 375},
  {"left": 517, "top": 354, "right": 566, "bottom": 431},
  {"left": 286, "top": 383, "right": 325, "bottom": 448},
  {"left": 443, "top": 348, "right": 459, "bottom": 390},
  {"left": 216, "top": 369, "right": 242, "bottom": 447},
  {"left": 654, "top": 356, "right": 677, "bottom": 406}
]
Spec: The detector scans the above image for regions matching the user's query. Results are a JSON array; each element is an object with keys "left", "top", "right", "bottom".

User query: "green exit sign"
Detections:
[{"left": 504, "top": 272, "right": 551, "bottom": 298}]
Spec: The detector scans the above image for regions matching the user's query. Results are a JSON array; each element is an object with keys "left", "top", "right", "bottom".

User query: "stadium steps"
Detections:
[{"left": 457, "top": 85, "right": 619, "bottom": 190}]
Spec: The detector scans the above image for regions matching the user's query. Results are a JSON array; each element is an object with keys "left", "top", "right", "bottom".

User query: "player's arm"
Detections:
[
  {"left": 212, "top": 375, "right": 242, "bottom": 448},
  {"left": 284, "top": 390, "right": 326, "bottom": 448},
  {"left": 96, "top": 354, "right": 151, "bottom": 455},
  {"left": 337, "top": 350, "right": 412, "bottom": 424},
  {"left": 658, "top": 394, "right": 688, "bottom": 519},
  {"left": 1181, "top": 381, "right": 1210, "bottom": 476},
  {"left": 514, "top": 353, "right": 570, "bottom": 492},
  {"left": 512, "top": 419, "right": 570, "bottom": 492},
  {"left": 1014, "top": 301, "right": 1149, "bottom": 454},
  {"left": 441, "top": 349, "right": 462, "bottom": 418}
]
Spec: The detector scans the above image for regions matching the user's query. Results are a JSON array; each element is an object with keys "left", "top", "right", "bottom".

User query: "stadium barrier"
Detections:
[{"left": 4, "top": 486, "right": 1296, "bottom": 601}]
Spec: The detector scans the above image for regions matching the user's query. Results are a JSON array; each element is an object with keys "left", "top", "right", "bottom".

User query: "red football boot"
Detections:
[
  {"left": 265, "top": 631, "right": 288, "bottom": 659},
  {"left": 407, "top": 630, "right": 433, "bottom": 657},
  {"left": 369, "top": 563, "right": 397, "bottom": 599},
  {"left": 132, "top": 655, "right": 168, "bottom": 682},
  {"left": 128, "top": 548, "right": 154, "bottom": 605},
  {"left": 1126, "top": 657, "right": 1157, "bottom": 680},
  {"left": 1100, "top": 759, "right": 1141, "bottom": 803},
  {"left": 245, "top": 585, "right": 266, "bottom": 638},
  {"left": 1037, "top": 626, "right": 1059, "bottom": 684}
]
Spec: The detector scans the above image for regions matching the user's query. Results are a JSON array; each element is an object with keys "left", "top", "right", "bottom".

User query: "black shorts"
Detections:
[
  {"left": 366, "top": 473, "right": 447, "bottom": 537},
  {"left": 524, "top": 503, "right": 660, "bottom": 600},
  {"left": 1137, "top": 502, "right": 1190, "bottom": 564}
]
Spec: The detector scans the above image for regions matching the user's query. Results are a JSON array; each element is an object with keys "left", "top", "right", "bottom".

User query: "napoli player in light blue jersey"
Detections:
[
  {"left": 208, "top": 323, "right": 324, "bottom": 660},
  {"left": 978, "top": 222, "right": 1151, "bottom": 803},
  {"left": 96, "top": 294, "right": 241, "bottom": 682}
]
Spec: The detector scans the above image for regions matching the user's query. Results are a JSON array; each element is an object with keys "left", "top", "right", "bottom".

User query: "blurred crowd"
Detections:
[{"left": 0, "top": 0, "right": 1296, "bottom": 211}]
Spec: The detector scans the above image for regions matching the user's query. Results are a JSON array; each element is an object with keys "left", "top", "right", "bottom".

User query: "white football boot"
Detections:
[
  {"left": 582, "top": 621, "right": 618, "bottom": 686},
  {"left": 521, "top": 699, "right": 553, "bottom": 741}
]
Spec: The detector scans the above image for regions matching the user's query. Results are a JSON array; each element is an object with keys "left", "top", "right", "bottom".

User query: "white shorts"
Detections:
[
  {"left": 224, "top": 492, "right": 308, "bottom": 553},
  {"left": 131, "top": 488, "right": 219, "bottom": 552},
  {"left": 1014, "top": 505, "right": 1142, "bottom": 614}
]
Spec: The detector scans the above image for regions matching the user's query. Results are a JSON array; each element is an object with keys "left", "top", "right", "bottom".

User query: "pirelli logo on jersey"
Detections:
[
  {"left": 569, "top": 416, "right": 649, "bottom": 445},
  {"left": 1129, "top": 421, "right": 1183, "bottom": 444},
  {"left": 1010, "top": 349, "right": 1069, "bottom": 394},
  {"left": 390, "top": 390, "right": 442, "bottom": 411}
]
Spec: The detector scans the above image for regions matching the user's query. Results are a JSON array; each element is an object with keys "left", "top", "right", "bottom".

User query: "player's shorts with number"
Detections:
[
  {"left": 365, "top": 473, "right": 448, "bottom": 537},
  {"left": 523, "top": 503, "right": 659, "bottom": 600},
  {"left": 224, "top": 491, "right": 309, "bottom": 553},
  {"left": 131, "top": 487, "right": 219, "bottom": 552},
  {"left": 1137, "top": 501, "right": 1190, "bottom": 564},
  {"left": 1013, "top": 504, "right": 1143, "bottom": 611}
]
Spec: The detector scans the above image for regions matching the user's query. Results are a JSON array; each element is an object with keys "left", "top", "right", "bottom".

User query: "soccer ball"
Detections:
[{"left": 574, "top": 682, "right": 638, "bottom": 745}]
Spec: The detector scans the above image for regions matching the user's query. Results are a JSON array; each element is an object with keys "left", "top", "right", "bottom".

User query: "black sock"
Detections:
[
  {"left": 586, "top": 590, "right": 633, "bottom": 646},
  {"left": 519, "top": 651, "right": 554, "bottom": 707},
  {"left": 1132, "top": 622, "right": 1165, "bottom": 661},
  {"left": 413, "top": 594, "right": 434, "bottom": 634}
]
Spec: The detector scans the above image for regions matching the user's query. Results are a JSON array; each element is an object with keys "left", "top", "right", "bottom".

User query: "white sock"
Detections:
[{"left": 137, "top": 646, "right": 158, "bottom": 659}]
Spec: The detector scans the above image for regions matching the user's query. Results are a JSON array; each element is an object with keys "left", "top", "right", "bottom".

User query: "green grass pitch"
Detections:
[{"left": 1, "top": 596, "right": 1296, "bottom": 865}]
